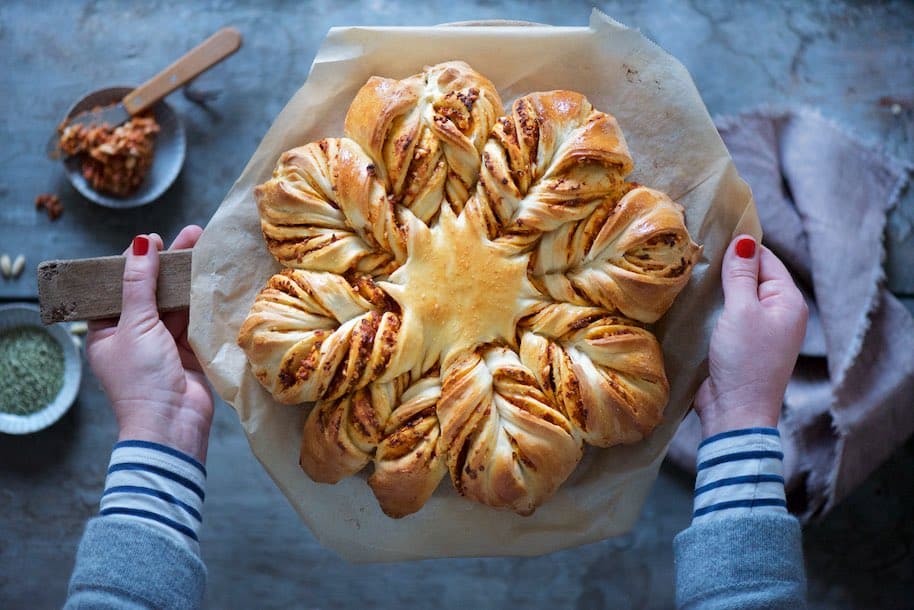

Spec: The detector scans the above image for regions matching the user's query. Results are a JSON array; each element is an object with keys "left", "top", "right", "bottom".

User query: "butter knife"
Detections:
[{"left": 51, "top": 27, "right": 241, "bottom": 154}]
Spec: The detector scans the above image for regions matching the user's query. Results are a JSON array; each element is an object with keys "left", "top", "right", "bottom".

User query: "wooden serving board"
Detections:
[{"left": 37, "top": 250, "right": 192, "bottom": 324}]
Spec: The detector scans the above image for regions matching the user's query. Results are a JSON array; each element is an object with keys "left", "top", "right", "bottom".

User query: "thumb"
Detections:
[
  {"left": 721, "top": 234, "right": 760, "bottom": 309},
  {"left": 119, "top": 234, "right": 161, "bottom": 330}
]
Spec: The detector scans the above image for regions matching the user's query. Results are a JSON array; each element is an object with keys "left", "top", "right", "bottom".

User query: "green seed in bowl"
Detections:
[{"left": 0, "top": 326, "right": 65, "bottom": 415}]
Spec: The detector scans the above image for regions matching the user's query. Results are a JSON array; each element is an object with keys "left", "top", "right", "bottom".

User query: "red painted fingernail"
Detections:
[
  {"left": 735, "top": 237, "right": 756, "bottom": 259},
  {"left": 132, "top": 235, "right": 149, "bottom": 256}
]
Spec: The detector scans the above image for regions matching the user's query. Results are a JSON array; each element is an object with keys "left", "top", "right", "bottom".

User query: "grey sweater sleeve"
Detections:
[
  {"left": 673, "top": 429, "right": 806, "bottom": 609},
  {"left": 65, "top": 441, "right": 208, "bottom": 609},
  {"left": 65, "top": 516, "right": 206, "bottom": 610},
  {"left": 674, "top": 513, "right": 806, "bottom": 609}
]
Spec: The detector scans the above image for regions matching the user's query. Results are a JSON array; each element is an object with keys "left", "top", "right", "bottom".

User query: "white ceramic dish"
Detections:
[
  {"left": 0, "top": 304, "right": 82, "bottom": 434},
  {"left": 60, "top": 86, "right": 186, "bottom": 209}
]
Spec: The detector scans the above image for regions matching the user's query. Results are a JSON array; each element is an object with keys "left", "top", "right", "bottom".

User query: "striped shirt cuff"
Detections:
[
  {"left": 100, "top": 440, "right": 206, "bottom": 555},
  {"left": 692, "top": 428, "right": 787, "bottom": 524}
]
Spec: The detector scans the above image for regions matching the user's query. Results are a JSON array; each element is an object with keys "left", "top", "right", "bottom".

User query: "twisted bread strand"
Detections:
[
  {"left": 345, "top": 61, "right": 502, "bottom": 222},
  {"left": 300, "top": 374, "right": 410, "bottom": 483},
  {"left": 532, "top": 186, "right": 702, "bottom": 323},
  {"left": 255, "top": 139, "right": 407, "bottom": 276},
  {"left": 237, "top": 269, "right": 402, "bottom": 404},
  {"left": 437, "top": 347, "right": 583, "bottom": 515},
  {"left": 369, "top": 373, "right": 447, "bottom": 518},
  {"left": 465, "top": 91, "right": 634, "bottom": 250},
  {"left": 520, "top": 303, "right": 669, "bottom": 447}
]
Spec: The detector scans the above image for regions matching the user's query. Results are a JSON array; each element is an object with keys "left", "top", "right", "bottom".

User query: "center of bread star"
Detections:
[{"left": 381, "top": 205, "right": 540, "bottom": 374}]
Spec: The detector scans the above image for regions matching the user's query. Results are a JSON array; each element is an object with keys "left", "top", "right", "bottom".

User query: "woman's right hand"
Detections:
[
  {"left": 694, "top": 235, "right": 808, "bottom": 438},
  {"left": 87, "top": 226, "right": 213, "bottom": 462}
]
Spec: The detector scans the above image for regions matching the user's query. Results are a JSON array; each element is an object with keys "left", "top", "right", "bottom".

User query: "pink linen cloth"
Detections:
[{"left": 668, "top": 108, "right": 914, "bottom": 521}]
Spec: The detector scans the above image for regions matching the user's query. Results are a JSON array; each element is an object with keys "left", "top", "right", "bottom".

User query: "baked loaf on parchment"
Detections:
[{"left": 238, "top": 61, "right": 701, "bottom": 518}]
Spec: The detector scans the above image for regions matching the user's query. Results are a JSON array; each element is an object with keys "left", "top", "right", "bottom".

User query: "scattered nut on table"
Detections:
[
  {"left": 0, "top": 254, "right": 11, "bottom": 279},
  {"left": 11, "top": 255, "right": 25, "bottom": 278}
]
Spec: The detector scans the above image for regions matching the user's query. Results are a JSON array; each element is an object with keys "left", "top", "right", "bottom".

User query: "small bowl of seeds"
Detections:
[{"left": 0, "top": 304, "right": 82, "bottom": 434}]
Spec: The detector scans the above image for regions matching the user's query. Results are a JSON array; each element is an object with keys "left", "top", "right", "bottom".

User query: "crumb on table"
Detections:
[{"left": 35, "top": 193, "right": 64, "bottom": 220}]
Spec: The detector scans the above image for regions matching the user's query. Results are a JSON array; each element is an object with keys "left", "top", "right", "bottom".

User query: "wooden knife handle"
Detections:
[
  {"left": 123, "top": 27, "right": 243, "bottom": 114},
  {"left": 37, "top": 250, "right": 193, "bottom": 325}
]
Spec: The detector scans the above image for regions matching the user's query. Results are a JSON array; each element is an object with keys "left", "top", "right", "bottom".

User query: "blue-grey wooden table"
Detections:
[{"left": 1, "top": 2, "right": 912, "bottom": 608}]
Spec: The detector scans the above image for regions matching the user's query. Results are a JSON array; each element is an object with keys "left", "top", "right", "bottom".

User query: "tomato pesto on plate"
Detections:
[{"left": 57, "top": 112, "right": 160, "bottom": 197}]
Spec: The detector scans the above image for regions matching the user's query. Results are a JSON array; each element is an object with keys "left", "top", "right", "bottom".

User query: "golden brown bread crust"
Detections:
[
  {"left": 255, "top": 139, "right": 407, "bottom": 276},
  {"left": 237, "top": 61, "right": 701, "bottom": 518},
  {"left": 437, "top": 347, "right": 582, "bottom": 515},
  {"left": 237, "top": 269, "right": 402, "bottom": 404},
  {"left": 519, "top": 304, "right": 669, "bottom": 447},
  {"left": 531, "top": 186, "right": 703, "bottom": 323},
  {"left": 300, "top": 375, "right": 408, "bottom": 484},
  {"left": 465, "top": 91, "right": 634, "bottom": 251},
  {"left": 368, "top": 373, "right": 446, "bottom": 518},
  {"left": 345, "top": 61, "right": 502, "bottom": 220}
]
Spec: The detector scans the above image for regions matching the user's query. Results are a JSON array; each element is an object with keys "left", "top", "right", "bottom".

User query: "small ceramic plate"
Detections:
[
  {"left": 61, "top": 86, "right": 186, "bottom": 208},
  {"left": 0, "top": 304, "right": 82, "bottom": 435}
]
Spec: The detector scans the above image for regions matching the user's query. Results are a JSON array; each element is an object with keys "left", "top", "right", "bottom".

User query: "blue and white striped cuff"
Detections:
[
  {"left": 692, "top": 428, "right": 787, "bottom": 525},
  {"left": 100, "top": 440, "right": 206, "bottom": 555}
]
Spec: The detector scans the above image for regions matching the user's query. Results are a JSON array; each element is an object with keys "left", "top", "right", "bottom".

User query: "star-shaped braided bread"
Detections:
[{"left": 238, "top": 61, "right": 701, "bottom": 517}]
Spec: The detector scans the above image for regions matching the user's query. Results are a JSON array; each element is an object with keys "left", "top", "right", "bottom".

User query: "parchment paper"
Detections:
[{"left": 188, "top": 9, "right": 760, "bottom": 562}]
